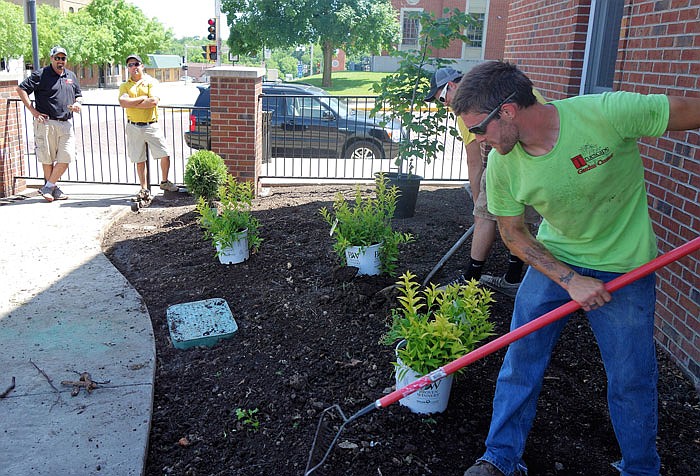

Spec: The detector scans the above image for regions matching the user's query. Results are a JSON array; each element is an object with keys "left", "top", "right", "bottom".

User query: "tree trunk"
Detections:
[{"left": 321, "top": 41, "right": 333, "bottom": 88}]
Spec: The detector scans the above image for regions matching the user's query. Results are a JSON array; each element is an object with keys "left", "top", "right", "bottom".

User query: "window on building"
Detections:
[
  {"left": 69, "top": 7, "right": 74, "bottom": 13},
  {"left": 583, "top": 0, "right": 625, "bottom": 94},
  {"left": 465, "top": 13, "right": 485, "bottom": 48},
  {"left": 401, "top": 10, "right": 421, "bottom": 48}
]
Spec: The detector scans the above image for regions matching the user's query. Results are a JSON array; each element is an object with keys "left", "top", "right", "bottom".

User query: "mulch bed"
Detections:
[{"left": 102, "top": 184, "right": 700, "bottom": 476}]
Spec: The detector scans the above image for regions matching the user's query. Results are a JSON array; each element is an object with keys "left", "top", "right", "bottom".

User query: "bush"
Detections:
[{"left": 184, "top": 150, "right": 228, "bottom": 203}]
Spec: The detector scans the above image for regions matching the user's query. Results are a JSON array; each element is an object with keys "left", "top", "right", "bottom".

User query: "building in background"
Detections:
[{"left": 371, "top": 0, "right": 508, "bottom": 73}]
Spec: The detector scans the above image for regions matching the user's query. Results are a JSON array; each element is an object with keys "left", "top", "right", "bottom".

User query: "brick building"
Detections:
[
  {"left": 372, "top": 0, "right": 509, "bottom": 72},
  {"left": 503, "top": 0, "right": 699, "bottom": 389}
]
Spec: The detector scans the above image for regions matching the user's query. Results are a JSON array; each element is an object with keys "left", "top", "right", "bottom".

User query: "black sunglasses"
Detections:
[
  {"left": 467, "top": 91, "right": 517, "bottom": 135},
  {"left": 53, "top": 56, "right": 67, "bottom": 61},
  {"left": 127, "top": 62, "right": 141, "bottom": 67},
  {"left": 438, "top": 84, "right": 449, "bottom": 104}
]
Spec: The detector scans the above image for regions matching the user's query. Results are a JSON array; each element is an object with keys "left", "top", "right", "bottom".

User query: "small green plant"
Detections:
[
  {"left": 382, "top": 271, "right": 494, "bottom": 377},
  {"left": 184, "top": 150, "right": 229, "bottom": 204},
  {"left": 196, "top": 174, "right": 262, "bottom": 254},
  {"left": 319, "top": 173, "right": 413, "bottom": 275},
  {"left": 234, "top": 407, "right": 260, "bottom": 431}
]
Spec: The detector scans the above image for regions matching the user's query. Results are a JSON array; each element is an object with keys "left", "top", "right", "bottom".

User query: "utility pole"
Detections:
[
  {"left": 24, "top": 0, "right": 40, "bottom": 70},
  {"left": 215, "top": 0, "right": 222, "bottom": 67}
]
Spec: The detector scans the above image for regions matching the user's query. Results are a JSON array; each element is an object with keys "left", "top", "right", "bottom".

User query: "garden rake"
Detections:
[{"left": 304, "top": 236, "right": 700, "bottom": 476}]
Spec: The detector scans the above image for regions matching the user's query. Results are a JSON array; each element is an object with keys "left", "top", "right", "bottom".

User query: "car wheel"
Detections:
[{"left": 345, "top": 141, "right": 382, "bottom": 160}]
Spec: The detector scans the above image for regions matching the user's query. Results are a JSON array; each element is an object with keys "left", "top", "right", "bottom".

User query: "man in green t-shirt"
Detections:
[{"left": 450, "top": 61, "right": 700, "bottom": 476}]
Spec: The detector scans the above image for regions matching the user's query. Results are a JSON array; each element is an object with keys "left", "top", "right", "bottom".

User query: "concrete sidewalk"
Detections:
[{"left": 0, "top": 184, "right": 156, "bottom": 476}]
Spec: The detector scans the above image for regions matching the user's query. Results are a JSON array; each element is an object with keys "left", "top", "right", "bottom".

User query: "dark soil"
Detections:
[{"left": 102, "top": 185, "right": 700, "bottom": 476}]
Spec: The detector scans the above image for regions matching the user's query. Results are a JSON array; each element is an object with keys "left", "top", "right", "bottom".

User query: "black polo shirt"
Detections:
[{"left": 18, "top": 65, "right": 82, "bottom": 121}]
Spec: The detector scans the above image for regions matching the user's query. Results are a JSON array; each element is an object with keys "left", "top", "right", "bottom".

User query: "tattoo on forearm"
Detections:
[{"left": 559, "top": 271, "right": 574, "bottom": 284}]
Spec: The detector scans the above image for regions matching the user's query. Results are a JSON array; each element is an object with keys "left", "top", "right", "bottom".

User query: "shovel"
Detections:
[{"left": 305, "top": 236, "right": 700, "bottom": 475}]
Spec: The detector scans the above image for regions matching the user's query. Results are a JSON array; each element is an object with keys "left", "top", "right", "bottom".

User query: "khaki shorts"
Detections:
[
  {"left": 474, "top": 172, "right": 541, "bottom": 225},
  {"left": 34, "top": 119, "right": 75, "bottom": 164},
  {"left": 126, "top": 122, "right": 171, "bottom": 163}
]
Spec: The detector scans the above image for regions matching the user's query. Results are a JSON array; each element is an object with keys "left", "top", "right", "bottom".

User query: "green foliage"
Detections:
[
  {"left": 319, "top": 173, "right": 413, "bottom": 275},
  {"left": 184, "top": 150, "right": 228, "bottom": 203},
  {"left": 382, "top": 271, "right": 494, "bottom": 377},
  {"left": 370, "top": 9, "right": 473, "bottom": 175},
  {"left": 234, "top": 407, "right": 260, "bottom": 431},
  {"left": 196, "top": 175, "right": 262, "bottom": 254},
  {"left": 1, "top": 0, "right": 174, "bottom": 66},
  {"left": 0, "top": 1, "right": 30, "bottom": 60},
  {"left": 221, "top": 0, "right": 398, "bottom": 86}
]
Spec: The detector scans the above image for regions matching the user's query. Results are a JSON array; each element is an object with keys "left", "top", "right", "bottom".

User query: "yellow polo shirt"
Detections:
[{"left": 119, "top": 74, "right": 160, "bottom": 123}]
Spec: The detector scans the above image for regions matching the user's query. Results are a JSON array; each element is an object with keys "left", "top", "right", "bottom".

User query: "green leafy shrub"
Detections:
[
  {"left": 319, "top": 173, "right": 413, "bottom": 275},
  {"left": 196, "top": 174, "right": 262, "bottom": 254},
  {"left": 382, "top": 271, "right": 494, "bottom": 377},
  {"left": 185, "top": 150, "right": 228, "bottom": 203}
]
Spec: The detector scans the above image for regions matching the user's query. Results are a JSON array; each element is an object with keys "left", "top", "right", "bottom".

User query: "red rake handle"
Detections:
[{"left": 377, "top": 236, "right": 700, "bottom": 408}]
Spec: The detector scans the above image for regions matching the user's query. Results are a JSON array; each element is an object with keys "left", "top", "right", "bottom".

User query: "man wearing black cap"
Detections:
[
  {"left": 16, "top": 46, "right": 82, "bottom": 202},
  {"left": 426, "top": 67, "right": 542, "bottom": 297},
  {"left": 119, "top": 54, "right": 178, "bottom": 202}
]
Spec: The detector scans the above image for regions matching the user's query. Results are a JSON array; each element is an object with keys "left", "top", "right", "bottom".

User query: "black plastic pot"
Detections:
[{"left": 382, "top": 172, "right": 422, "bottom": 219}]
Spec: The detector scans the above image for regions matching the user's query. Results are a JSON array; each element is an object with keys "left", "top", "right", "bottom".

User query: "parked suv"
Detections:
[{"left": 185, "top": 81, "right": 404, "bottom": 160}]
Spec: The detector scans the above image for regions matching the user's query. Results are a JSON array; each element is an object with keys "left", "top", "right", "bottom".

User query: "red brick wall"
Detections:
[
  {"left": 208, "top": 67, "right": 265, "bottom": 188},
  {"left": 0, "top": 81, "right": 26, "bottom": 197},
  {"left": 504, "top": 1, "right": 700, "bottom": 389},
  {"left": 484, "top": 0, "right": 509, "bottom": 60}
]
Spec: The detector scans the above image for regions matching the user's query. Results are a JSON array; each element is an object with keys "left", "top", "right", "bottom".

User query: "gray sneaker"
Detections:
[
  {"left": 52, "top": 186, "right": 68, "bottom": 200},
  {"left": 464, "top": 461, "right": 506, "bottom": 476},
  {"left": 39, "top": 185, "right": 55, "bottom": 202},
  {"left": 479, "top": 274, "right": 520, "bottom": 298},
  {"left": 159, "top": 180, "right": 179, "bottom": 192},
  {"left": 436, "top": 274, "right": 470, "bottom": 291}
]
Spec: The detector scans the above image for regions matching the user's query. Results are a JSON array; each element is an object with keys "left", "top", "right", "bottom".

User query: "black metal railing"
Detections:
[{"left": 9, "top": 95, "right": 469, "bottom": 185}]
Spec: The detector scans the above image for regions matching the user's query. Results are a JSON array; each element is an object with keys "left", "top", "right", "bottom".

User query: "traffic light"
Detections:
[
  {"left": 207, "top": 18, "right": 216, "bottom": 41},
  {"left": 200, "top": 45, "right": 217, "bottom": 61}
]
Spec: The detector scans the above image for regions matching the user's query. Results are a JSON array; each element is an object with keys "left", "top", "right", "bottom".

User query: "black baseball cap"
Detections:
[
  {"left": 425, "top": 67, "right": 463, "bottom": 102},
  {"left": 126, "top": 54, "right": 143, "bottom": 64}
]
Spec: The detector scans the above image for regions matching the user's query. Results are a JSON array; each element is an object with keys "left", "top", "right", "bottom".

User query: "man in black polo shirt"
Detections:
[{"left": 16, "top": 46, "right": 82, "bottom": 202}]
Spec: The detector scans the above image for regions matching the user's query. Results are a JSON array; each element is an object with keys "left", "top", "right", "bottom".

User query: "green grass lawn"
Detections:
[{"left": 294, "top": 71, "right": 390, "bottom": 96}]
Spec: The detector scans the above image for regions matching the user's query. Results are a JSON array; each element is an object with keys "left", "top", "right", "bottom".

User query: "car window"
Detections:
[
  {"left": 293, "top": 97, "right": 330, "bottom": 119},
  {"left": 263, "top": 96, "right": 292, "bottom": 117}
]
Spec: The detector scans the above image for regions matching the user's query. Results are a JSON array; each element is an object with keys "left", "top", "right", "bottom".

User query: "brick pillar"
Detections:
[
  {"left": 208, "top": 66, "right": 265, "bottom": 190},
  {"left": 0, "top": 80, "right": 25, "bottom": 198}
]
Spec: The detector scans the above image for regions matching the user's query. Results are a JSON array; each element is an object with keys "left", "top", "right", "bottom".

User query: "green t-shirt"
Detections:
[{"left": 486, "top": 91, "right": 669, "bottom": 272}]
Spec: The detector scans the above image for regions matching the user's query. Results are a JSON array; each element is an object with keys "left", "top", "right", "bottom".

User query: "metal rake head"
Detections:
[{"left": 304, "top": 404, "right": 350, "bottom": 476}]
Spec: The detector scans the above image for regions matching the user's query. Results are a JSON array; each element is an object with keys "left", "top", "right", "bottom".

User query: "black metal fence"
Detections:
[{"left": 9, "top": 95, "right": 469, "bottom": 186}]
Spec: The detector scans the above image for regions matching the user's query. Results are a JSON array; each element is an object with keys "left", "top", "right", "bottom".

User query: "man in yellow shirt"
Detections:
[
  {"left": 426, "top": 67, "right": 542, "bottom": 296},
  {"left": 119, "top": 54, "right": 178, "bottom": 201}
]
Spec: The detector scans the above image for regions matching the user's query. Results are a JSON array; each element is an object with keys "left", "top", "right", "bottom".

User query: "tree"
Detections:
[
  {"left": 85, "top": 0, "right": 174, "bottom": 65},
  {"left": 0, "top": 1, "right": 30, "bottom": 61},
  {"left": 221, "top": 0, "right": 399, "bottom": 87}
]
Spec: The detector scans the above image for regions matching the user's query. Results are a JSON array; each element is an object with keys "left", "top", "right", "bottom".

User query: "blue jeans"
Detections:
[{"left": 479, "top": 265, "right": 660, "bottom": 476}]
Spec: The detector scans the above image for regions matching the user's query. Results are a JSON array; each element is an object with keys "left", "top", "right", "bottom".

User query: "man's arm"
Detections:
[
  {"left": 119, "top": 94, "right": 157, "bottom": 109},
  {"left": 496, "top": 214, "right": 611, "bottom": 311},
  {"left": 465, "top": 139, "right": 482, "bottom": 201},
  {"left": 15, "top": 87, "right": 47, "bottom": 121},
  {"left": 666, "top": 96, "right": 700, "bottom": 131}
]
